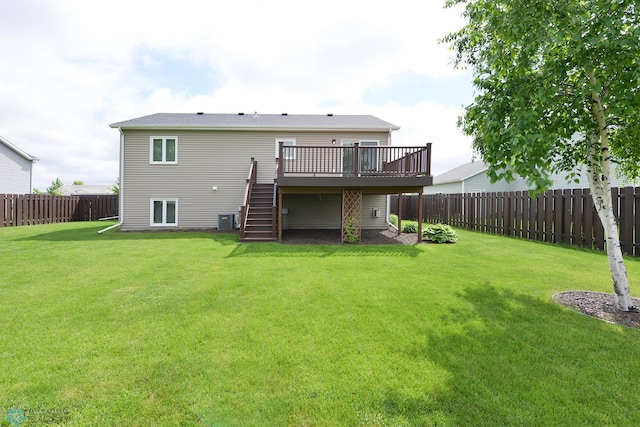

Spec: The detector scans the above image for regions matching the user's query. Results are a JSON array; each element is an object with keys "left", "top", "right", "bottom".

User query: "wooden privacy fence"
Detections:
[
  {"left": 391, "top": 187, "right": 640, "bottom": 256},
  {"left": 1, "top": 194, "right": 118, "bottom": 227}
]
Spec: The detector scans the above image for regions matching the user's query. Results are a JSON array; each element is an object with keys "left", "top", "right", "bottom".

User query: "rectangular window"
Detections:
[
  {"left": 359, "top": 140, "right": 379, "bottom": 173},
  {"left": 150, "top": 137, "right": 178, "bottom": 164},
  {"left": 150, "top": 199, "right": 178, "bottom": 226},
  {"left": 341, "top": 140, "right": 379, "bottom": 174},
  {"left": 275, "top": 139, "right": 296, "bottom": 159}
]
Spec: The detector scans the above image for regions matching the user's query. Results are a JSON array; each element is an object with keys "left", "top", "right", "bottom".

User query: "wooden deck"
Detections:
[{"left": 276, "top": 143, "right": 431, "bottom": 186}]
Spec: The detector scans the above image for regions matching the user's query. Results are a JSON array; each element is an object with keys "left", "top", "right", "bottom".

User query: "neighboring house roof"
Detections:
[
  {"left": 109, "top": 113, "right": 400, "bottom": 132},
  {"left": 0, "top": 135, "right": 39, "bottom": 162},
  {"left": 433, "top": 161, "right": 487, "bottom": 184},
  {"left": 60, "top": 185, "right": 114, "bottom": 195}
]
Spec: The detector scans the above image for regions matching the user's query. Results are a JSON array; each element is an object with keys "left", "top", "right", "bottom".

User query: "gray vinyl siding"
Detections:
[
  {"left": 0, "top": 144, "right": 33, "bottom": 194},
  {"left": 424, "top": 182, "right": 463, "bottom": 195},
  {"left": 282, "top": 194, "right": 387, "bottom": 230},
  {"left": 282, "top": 194, "right": 341, "bottom": 229},
  {"left": 280, "top": 131, "right": 389, "bottom": 148},
  {"left": 362, "top": 195, "right": 388, "bottom": 229},
  {"left": 121, "top": 129, "right": 390, "bottom": 230},
  {"left": 122, "top": 130, "right": 273, "bottom": 230},
  {"left": 466, "top": 173, "right": 508, "bottom": 192}
]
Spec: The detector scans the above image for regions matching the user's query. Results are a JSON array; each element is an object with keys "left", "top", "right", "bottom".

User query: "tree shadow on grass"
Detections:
[
  {"left": 225, "top": 242, "right": 423, "bottom": 258},
  {"left": 379, "top": 286, "right": 640, "bottom": 426}
]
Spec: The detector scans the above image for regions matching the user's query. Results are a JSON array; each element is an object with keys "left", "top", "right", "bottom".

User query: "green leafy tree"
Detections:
[
  {"left": 443, "top": 0, "right": 639, "bottom": 310},
  {"left": 72, "top": 180, "right": 84, "bottom": 185},
  {"left": 111, "top": 177, "right": 120, "bottom": 195},
  {"left": 46, "top": 177, "right": 64, "bottom": 195}
]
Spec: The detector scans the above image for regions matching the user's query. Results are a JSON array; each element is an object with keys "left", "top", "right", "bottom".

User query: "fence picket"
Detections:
[
  {"left": 621, "top": 187, "right": 634, "bottom": 255},
  {"left": 1, "top": 194, "right": 118, "bottom": 228}
]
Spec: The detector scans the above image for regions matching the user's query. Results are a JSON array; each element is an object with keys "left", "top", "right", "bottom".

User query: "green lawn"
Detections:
[{"left": 1, "top": 222, "right": 639, "bottom": 426}]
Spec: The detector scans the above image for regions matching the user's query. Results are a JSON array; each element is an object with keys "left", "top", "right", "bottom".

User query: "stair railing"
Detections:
[
  {"left": 240, "top": 158, "right": 257, "bottom": 238},
  {"left": 272, "top": 164, "right": 278, "bottom": 239}
]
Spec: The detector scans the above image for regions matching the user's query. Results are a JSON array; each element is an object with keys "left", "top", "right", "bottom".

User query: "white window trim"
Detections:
[
  {"left": 340, "top": 140, "right": 380, "bottom": 146},
  {"left": 275, "top": 138, "right": 296, "bottom": 159},
  {"left": 341, "top": 140, "right": 380, "bottom": 174},
  {"left": 150, "top": 198, "right": 178, "bottom": 226},
  {"left": 150, "top": 136, "right": 178, "bottom": 164},
  {"left": 359, "top": 140, "right": 379, "bottom": 147}
]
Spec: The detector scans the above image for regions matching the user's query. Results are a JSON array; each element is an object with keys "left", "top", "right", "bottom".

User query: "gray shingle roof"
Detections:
[
  {"left": 109, "top": 113, "right": 399, "bottom": 131},
  {"left": 433, "top": 161, "right": 487, "bottom": 184}
]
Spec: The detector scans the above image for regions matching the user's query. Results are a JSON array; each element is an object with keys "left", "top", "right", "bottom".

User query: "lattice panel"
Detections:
[{"left": 342, "top": 189, "right": 362, "bottom": 243}]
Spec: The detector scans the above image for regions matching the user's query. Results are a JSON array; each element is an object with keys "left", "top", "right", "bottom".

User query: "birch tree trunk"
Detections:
[
  {"left": 587, "top": 70, "right": 633, "bottom": 311},
  {"left": 587, "top": 167, "right": 632, "bottom": 311}
]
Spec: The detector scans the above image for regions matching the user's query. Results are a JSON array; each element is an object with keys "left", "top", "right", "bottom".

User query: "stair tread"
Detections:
[{"left": 240, "top": 184, "right": 277, "bottom": 242}]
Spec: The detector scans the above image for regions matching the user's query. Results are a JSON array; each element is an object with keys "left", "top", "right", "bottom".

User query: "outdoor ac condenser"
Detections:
[{"left": 218, "top": 213, "right": 234, "bottom": 230}]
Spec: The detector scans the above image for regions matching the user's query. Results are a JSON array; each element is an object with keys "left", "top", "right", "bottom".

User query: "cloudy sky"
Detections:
[{"left": 1, "top": 0, "right": 474, "bottom": 191}]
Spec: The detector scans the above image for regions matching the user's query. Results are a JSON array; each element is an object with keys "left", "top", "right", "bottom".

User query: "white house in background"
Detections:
[
  {"left": 0, "top": 136, "right": 38, "bottom": 194},
  {"left": 425, "top": 161, "right": 633, "bottom": 194}
]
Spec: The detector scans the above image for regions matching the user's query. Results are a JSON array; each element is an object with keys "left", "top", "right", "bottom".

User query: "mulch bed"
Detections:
[{"left": 553, "top": 291, "right": 640, "bottom": 330}]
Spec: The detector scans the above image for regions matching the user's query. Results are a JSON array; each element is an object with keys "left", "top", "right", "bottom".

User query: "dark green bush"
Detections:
[
  {"left": 402, "top": 223, "right": 418, "bottom": 233},
  {"left": 422, "top": 223, "right": 458, "bottom": 243}
]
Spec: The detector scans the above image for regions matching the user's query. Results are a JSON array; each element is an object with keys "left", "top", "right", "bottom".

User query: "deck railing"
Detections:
[{"left": 277, "top": 143, "right": 431, "bottom": 177}]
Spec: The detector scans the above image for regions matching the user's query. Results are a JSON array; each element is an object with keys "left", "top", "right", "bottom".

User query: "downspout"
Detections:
[
  {"left": 30, "top": 158, "right": 36, "bottom": 194},
  {"left": 98, "top": 128, "right": 124, "bottom": 234}
]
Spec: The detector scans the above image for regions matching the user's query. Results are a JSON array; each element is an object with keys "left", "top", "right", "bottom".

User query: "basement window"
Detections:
[{"left": 150, "top": 199, "right": 178, "bottom": 226}]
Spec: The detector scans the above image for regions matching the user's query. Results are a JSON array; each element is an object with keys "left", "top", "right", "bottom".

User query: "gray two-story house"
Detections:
[{"left": 110, "top": 113, "right": 432, "bottom": 242}]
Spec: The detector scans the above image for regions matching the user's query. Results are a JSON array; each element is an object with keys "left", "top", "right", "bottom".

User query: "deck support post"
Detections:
[
  {"left": 417, "top": 189, "right": 423, "bottom": 243},
  {"left": 397, "top": 193, "right": 402, "bottom": 236},
  {"left": 278, "top": 192, "right": 283, "bottom": 242}
]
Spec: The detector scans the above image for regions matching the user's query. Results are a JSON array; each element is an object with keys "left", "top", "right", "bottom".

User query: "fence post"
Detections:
[
  {"left": 619, "top": 187, "right": 633, "bottom": 255},
  {"left": 635, "top": 187, "right": 640, "bottom": 257}
]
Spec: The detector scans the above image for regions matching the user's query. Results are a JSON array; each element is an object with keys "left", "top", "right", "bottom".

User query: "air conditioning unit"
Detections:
[{"left": 217, "top": 213, "right": 234, "bottom": 230}]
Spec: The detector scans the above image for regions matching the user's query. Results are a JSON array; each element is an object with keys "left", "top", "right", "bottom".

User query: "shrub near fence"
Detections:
[
  {"left": 391, "top": 187, "right": 640, "bottom": 257},
  {"left": 0, "top": 194, "right": 118, "bottom": 227}
]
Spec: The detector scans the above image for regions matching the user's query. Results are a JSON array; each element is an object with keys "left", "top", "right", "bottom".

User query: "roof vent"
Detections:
[
  {"left": 253, "top": 112, "right": 259, "bottom": 118},
  {"left": 196, "top": 112, "right": 204, "bottom": 115},
  {"left": 238, "top": 112, "right": 245, "bottom": 115},
  {"left": 327, "top": 113, "right": 333, "bottom": 116},
  {"left": 281, "top": 113, "right": 288, "bottom": 116}
]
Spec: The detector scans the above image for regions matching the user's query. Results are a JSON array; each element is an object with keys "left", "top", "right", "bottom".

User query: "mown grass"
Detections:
[{"left": 1, "top": 221, "right": 639, "bottom": 426}]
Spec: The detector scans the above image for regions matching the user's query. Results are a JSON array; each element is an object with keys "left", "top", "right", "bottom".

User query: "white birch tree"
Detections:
[{"left": 443, "top": 0, "right": 639, "bottom": 310}]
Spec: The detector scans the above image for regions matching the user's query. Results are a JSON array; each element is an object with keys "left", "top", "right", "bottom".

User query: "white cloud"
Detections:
[{"left": 0, "top": 0, "right": 472, "bottom": 190}]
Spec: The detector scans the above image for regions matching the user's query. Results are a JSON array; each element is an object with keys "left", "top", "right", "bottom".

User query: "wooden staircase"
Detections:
[{"left": 240, "top": 183, "right": 277, "bottom": 242}]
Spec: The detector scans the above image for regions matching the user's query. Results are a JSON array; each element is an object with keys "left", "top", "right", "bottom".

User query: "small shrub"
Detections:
[
  {"left": 344, "top": 215, "right": 359, "bottom": 243},
  {"left": 389, "top": 214, "right": 398, "bottom": 227},
  {"left": 402, "top": 222, "right": 418, "bottom": 233},
  {"left": 422, "top": 223, "right": 458, "bottom": 243}
]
